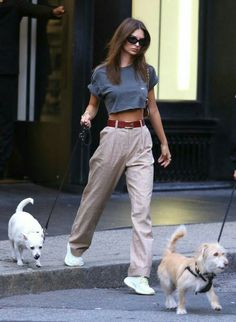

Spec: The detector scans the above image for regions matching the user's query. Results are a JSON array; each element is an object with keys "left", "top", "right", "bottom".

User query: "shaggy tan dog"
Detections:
[{"left": 157, "top": 225, "right": 228, "bottom": 314}]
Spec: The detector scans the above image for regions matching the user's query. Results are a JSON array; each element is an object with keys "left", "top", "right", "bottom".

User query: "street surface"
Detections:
[
  {"left": 0, "top": 183, "right": 236, "bottom": 321},
  {"left": 0, "top": 273, "right": 235, "bottom": 322},
  {"left": 0, "top": 184, "right": 236, "bottom": 240}
]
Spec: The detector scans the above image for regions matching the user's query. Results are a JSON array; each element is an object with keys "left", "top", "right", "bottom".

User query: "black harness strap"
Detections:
[
  {"left": 185, "top": 266, "right": 199, "bottom": 278},
  {"left": 185, "top": 265, "right": 216, "bottom": 294}
]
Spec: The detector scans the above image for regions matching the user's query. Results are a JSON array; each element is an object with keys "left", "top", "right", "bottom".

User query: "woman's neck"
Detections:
[{"left": 120, "top": 52, "right": 133, "bottom": 67}]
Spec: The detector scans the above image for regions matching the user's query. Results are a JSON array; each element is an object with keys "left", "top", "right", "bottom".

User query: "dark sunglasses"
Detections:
[{"left": 127, "top": 35, "right": 146, "bottom": 47}]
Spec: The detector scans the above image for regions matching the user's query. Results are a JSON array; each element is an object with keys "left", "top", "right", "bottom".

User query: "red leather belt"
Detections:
[{"left": 107, "top": 119, "right": 145, "bottom": 128}]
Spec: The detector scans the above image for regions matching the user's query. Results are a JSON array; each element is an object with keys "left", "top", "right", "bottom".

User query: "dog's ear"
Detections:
[
  {"left": 42, "top": 227, "right": 47, "bottom": 241},
  {"left": 42, "top": 227, "right": 48, "bottom": 235},
  {"left": 196, "top": 243, "right": 208, "bottom": 260},
  {"left": 22, "top": 234, "right": 28, "bottom": 240},
  {"left": 43, "top": 227, "right": 48, "bottom": 235}
]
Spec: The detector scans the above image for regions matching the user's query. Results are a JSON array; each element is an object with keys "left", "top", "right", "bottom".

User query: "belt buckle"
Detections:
[{"left": 124, "top": 122, "right": 134, "bottom": 129}]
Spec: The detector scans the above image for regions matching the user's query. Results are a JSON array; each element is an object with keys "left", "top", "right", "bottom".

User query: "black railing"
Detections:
[{"left": 150, "top": 119, "right": 218, "bottom": 182}]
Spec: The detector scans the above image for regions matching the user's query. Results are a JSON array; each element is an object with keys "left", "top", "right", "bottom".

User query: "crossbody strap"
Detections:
[
  {"left": 144, "top": 65, "right": 150, "bottom": 118},
  {"left": 146, "top": 65, "right": 150, "bottom": 89}
]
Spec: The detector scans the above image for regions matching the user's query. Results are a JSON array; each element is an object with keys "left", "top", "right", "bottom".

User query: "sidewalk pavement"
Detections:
[
  {"left": 0, "top": 181, "right": 236, "bottom": 297},
  {"left": 0, "top": 222, "right": 236, "bottom": 297}
]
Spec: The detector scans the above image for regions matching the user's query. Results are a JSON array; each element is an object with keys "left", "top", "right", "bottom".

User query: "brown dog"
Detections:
[{"left": 157, "top": 225, "right": 228, "bottom": 314}]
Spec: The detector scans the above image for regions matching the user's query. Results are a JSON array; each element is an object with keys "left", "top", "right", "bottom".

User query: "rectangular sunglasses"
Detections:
[{"left": 127, "top": 35, "right": 146, "bottom": 47}]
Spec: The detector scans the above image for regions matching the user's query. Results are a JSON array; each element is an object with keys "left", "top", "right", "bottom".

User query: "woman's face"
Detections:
[{"left": 122, "top": 28, "right": 145, "bottom": 57}]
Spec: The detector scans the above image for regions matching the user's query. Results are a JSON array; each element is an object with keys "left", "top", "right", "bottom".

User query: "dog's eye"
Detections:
[
  {"left": 30, "top": 246, "right": 35, "bottom": 250},
  {"left": 213, "top": 252, "right": 219, "bottom": 256},
  {"left": 39, "top": 246, "right": 42, "bottom": 249}
]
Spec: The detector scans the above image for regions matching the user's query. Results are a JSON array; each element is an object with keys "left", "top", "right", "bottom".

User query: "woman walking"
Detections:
[{"left": 65, "top": 17, "right": 171, "bottom": 295}]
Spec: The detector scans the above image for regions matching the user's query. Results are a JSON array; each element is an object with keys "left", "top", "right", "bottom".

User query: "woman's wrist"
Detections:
[
  {"left": 82, "top": 111, "right": 91, "bottom": 119},
  {"left": 160, "top": 141, "right": 168, "bottom": 147}
]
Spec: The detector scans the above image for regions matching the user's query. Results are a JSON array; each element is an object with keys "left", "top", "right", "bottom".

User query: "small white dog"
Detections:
[
  {"left": 8, "top": 198, "right": 45, "bottom": 267},
  {"left": 157, "top": 225, "right": 228, "bottom": 314}
]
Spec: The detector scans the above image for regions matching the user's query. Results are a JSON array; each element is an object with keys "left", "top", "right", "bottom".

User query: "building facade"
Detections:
[{"left": 10, "top": 0, "right": 236, "bottom": 189}]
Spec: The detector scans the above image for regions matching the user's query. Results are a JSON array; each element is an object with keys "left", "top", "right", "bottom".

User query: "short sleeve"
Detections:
[
  {"left": 87, "top": 69, "right": 102, "bottom": 98},
  {"left": 148, "top": 65, "right": 159, "bottom": 90}
]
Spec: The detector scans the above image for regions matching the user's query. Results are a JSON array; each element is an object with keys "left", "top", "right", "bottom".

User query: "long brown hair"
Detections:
[{"left": 104, "top": 18, "right": 151, "bottom": 84}]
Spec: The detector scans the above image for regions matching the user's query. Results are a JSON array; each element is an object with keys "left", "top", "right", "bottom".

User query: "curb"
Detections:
[
  {"left": 0, "top": 263, "right": 128, "bottom": 298},
  {"left": 1, "top": 254, "right": 236, "bottom": 298},
  {"left": 152, "top": 181, "right": 233, "bottom": 192}
]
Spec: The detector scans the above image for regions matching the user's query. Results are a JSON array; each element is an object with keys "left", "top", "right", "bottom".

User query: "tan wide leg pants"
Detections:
[{"left": 69, "top": 124, "right": 154, "bottom": 277}]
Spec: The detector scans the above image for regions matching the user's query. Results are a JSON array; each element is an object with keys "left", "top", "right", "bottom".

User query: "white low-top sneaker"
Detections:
[
  {"left": 124, "top": 276, "right": 155, "bottom": 295},
  {"left": 64, "top": 243, "right": 84, "bottom": 267}
]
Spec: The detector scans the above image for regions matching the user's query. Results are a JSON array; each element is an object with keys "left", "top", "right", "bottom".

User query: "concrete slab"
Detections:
[{"left": 0, "top": 222, "right": 235, "bottom": 297}]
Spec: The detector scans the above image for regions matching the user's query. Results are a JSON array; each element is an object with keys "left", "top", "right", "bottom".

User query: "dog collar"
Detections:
[{"left": 185, "top": 264, "right": 216, "bottom": 294}]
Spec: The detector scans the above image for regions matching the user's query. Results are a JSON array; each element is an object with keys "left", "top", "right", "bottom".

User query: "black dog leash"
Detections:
[
  {"left": 217, "top": 181, "right": 236, "bottom": 243},
  {"left": 44, "top": 125, "right": 91, "bottom": 230},
  {"left": 78, "top": 125, "right": 92, "bottom": 146}
]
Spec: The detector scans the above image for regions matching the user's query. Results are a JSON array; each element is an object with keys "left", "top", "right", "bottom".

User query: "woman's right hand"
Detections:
[
  {"left": 80, "top": 111, "right": 91, "bottom": 128},
  {"left": 234, "top": 169, "right": 236, "bottom": 180},
  {"left": 80, "top": 96, "right": 99, "bottom": 128}
]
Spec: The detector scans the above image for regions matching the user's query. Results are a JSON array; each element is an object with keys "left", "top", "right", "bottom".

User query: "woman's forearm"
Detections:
[
  {"left": 149, "top": 107, "right": 168, "bottom": 145},
  {"left": 83, "top": 95, "right": 99, "bottom": 120}
]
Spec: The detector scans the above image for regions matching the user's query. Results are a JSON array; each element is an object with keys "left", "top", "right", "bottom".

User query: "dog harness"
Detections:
[{"left": 184, "top": 263, "right": 216, "bottom": 294}]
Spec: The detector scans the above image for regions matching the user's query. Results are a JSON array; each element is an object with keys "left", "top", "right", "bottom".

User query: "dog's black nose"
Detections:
[{"left": 34, "top": 254, "right": 40, "bottom": 260}]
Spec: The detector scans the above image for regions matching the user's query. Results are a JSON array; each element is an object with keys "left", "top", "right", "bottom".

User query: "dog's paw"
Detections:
[
  {"left": 17, "top": 260, "right": 24, "bottom": 266},
  {"left": 177, "top": 308, "right": 187, "bottom": 315},
  {"left": 165, "top": 296, "right": 177, "bottom": 309},
  {"left": 212, "top": 303, "right": 222, "bottom": 311},
  {"left": 36, "top": 262, "right": 42, "bottom": 268}
]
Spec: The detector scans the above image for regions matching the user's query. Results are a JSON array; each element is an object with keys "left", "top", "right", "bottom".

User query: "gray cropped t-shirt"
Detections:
[{"left": 88, "top": 64, "right": 158, "bottom": 114}]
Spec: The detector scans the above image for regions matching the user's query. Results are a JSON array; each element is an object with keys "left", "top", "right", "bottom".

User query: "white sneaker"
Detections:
[
  {"left": 124, "top": 276, "right": 155, "bottom": 295},
  {"left": 64, "top": 243, "right": 84, "bottom": 267}
]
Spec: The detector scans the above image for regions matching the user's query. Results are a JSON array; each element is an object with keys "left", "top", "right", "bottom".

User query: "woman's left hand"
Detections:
[{"left": 158, "top": 143, "right": 172, "bottom": 168}]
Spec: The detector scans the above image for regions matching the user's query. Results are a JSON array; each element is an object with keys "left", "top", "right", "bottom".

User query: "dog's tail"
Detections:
[
  {"left": 164, "top": 225, "right": 187, "bottom": 255},
  {"left": 16, "top": 198, "right": 34, "bottom": 212}
]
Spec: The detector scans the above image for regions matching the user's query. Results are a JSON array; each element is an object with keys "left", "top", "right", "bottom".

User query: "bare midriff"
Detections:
[{"left": 109, "top": 108, "right": 143, "bottom": 122}]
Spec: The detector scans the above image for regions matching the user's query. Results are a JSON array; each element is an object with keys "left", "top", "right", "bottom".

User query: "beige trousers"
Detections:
[{"left": 69, "top": 124, "right": 154, "bottom": 277}]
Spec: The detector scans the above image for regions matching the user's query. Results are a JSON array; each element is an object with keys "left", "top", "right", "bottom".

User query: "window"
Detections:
[
  {"left": 18, "top": 0, "right": 63, "bottom": 122},
  {"left": 132, "top": 0, "right": 199, "bottom": 101}
]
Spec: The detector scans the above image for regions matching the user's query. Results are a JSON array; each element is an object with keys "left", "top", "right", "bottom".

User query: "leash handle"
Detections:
[
  {"left": 45, "top": 126, "right": 91, "bottom": 230},
  {"left": 79, "top": 125, "right": 91, "bottom": 146},
  {"left": 217, "top": 181, "right": 236, "bottom": 242}
]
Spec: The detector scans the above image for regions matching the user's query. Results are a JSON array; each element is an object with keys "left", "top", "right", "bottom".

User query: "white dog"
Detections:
[
  {"left": 157, "top": 225, "right": 228, "bottom": 314},
  {"left": 8, "top": 198, "right": 45, "bottom": 267}
]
